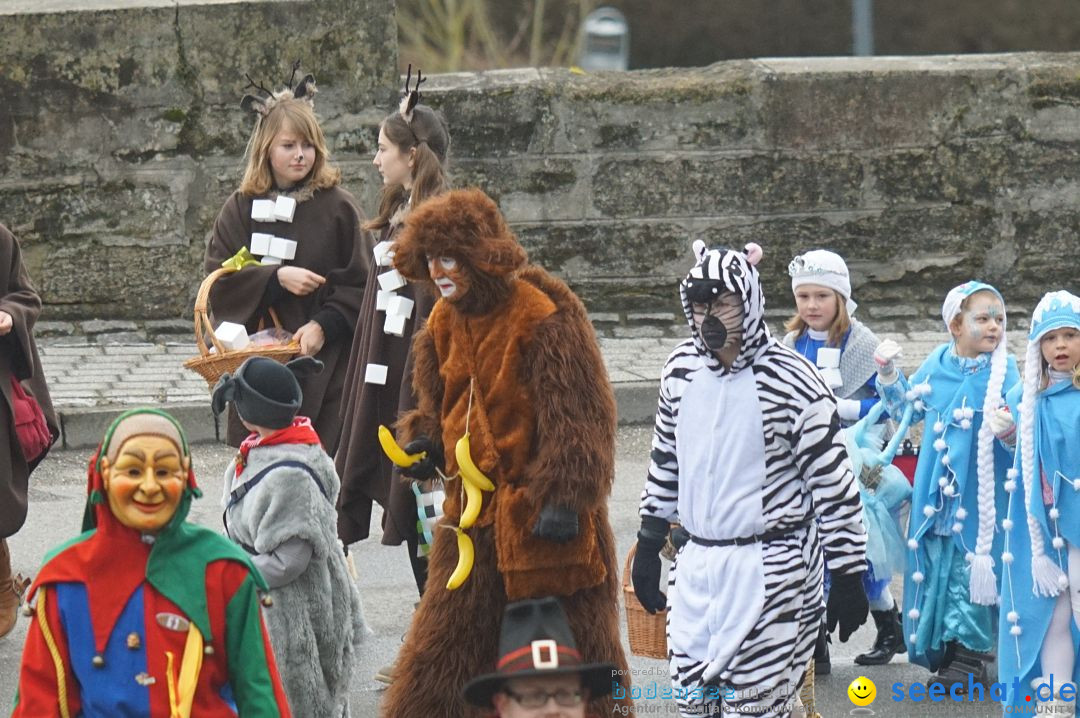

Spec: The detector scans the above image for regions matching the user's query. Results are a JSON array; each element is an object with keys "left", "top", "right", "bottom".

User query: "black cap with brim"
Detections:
[
  {"left": 461, "top": 596, "right": 618, "bottom": 708},
  {"left": 463, "top": 660, "right": 616, "bottom": 709}
]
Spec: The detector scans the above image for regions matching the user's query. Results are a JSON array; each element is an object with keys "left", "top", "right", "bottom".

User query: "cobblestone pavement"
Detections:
[{"left": 35, "top": 312, "right": 1034, "bottom": 448}]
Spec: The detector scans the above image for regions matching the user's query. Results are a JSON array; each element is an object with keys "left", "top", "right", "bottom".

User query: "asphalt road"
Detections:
[{"left": 0, "top": 427, "right": 1008, "bottom": 717}]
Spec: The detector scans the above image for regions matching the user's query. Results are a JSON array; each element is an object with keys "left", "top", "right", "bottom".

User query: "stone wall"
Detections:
[
  {"left": 426, "top": 55, "right": 1080, "bottom": 322},
  {"left": 2, "top": 19, "right": 1080, "bottom": 324},
  {"left": 0, "top": 0, "right": 397, "bottom": 320}
]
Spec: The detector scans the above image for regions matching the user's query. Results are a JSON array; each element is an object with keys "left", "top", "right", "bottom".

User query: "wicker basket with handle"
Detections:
[
  {"left": 622, "top": 541, "right": 668, "bottom": 659},
  {"left": 183, "top": 266, "right": 300, "bottom": 388}
]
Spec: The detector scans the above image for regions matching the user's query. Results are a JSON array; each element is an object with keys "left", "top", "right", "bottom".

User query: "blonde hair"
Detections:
[
  {"left": 784, "top": 289, "right": 851, "bottom": 347},
  {"left": 239, "top": 98, "right": 340, "bottom": 197}
]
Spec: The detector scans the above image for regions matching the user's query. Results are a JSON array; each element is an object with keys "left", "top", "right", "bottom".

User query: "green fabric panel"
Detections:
[{"left": 224, "top": 574, "right": 285, "bottom": 717}]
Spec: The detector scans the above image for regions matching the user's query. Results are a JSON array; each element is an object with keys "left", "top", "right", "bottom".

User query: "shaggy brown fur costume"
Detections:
[{"left": 381, "top": 189, "right": 631, "bottom": 717}]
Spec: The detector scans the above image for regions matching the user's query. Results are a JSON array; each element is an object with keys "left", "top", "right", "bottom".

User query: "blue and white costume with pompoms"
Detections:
[
  {"left": 998, "top": 290, "right": 1080, "bottom": 711},
  {"left": 877, "top": 281, "right": 1019, "bottom": 671}
]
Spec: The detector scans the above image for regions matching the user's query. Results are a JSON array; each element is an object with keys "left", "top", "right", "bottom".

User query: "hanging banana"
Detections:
[
  {"left": 378, "top": 425, "right": 425, "bottom": 467},
  {"left": 455, "top": 432, "right": 495, "bottom": 491},
  {"left": 459, "top": 476, "right": 483, "bottom": 529},
  {"left": 446, "top": 527, "right": 475, "bottom": 590}
]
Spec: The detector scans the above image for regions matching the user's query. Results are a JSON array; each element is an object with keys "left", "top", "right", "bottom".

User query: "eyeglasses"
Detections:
[{"left": 503, "top": 687, "right": 584, "bottom": 708}]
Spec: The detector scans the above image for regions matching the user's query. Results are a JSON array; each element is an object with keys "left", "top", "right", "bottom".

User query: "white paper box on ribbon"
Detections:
[
  {"left": 386, "top": 295, "right": 415, "bottom": 319},
  {"left": 268, "top": 236, "right": 297, "bottom": 260},
  {"left": 274, "top": 195, "right": 297, "bottom": 222},
  {"left": 214, "top": 321, "right": 250, "bottom": 351},
  {"left": 376, "top": 290, "right": 393, "bottom": 311},
  {"left": 364, "top": 363, "right": 388, "bottom": 385},
  {"left": 377, "top": 269, "right": 406, "bottom": 292},
  {"left": 250, "top": 233, "right": 273, "bottom": 255},
  {"left": 251, "top": 200, "right": 276, "bottom": 223},
  {"left": 260, "top": 256, "right": 282, "bottom": 265},
  {"left": 384, "top": 313, "right": 407, "bottom": 337},
  {"left": 372, "top": 240, "right": 395, "bottom": 267}
]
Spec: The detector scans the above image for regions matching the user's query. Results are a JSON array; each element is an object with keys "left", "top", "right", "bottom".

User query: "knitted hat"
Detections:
[
  {"left": 463, "top": 597, "right": 616, "bottom": 708},
  {"left": 1011, "top": 291, "right": 1080, "bottom": 597},
  {"left": 788, "top": 249, "right": 857, "bottom": 316},
  {"left": 211, "top": 356, "right": 323, "bottom": 430},
  {"left": 104, "top": 412, "right": 186, "bottom": 463}
]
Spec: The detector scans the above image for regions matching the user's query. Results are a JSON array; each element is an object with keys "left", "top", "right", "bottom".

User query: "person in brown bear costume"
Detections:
[{"left": 378, "top": 188, "right": 631, "bottom": 717}]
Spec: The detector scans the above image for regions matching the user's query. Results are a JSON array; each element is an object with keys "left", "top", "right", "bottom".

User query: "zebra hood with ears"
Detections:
[{"left": 679, "top": 240, "right": 767, "bottom": 374}]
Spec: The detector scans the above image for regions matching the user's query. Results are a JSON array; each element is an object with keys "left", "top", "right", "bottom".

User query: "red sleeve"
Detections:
[{"left": 12, "top": 586, "right": 82, "bottom": 717}]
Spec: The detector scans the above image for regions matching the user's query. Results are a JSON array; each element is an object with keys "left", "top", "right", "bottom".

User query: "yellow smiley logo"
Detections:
[{"left": 848, "top": 676, "right": 877, "bottom": 707}]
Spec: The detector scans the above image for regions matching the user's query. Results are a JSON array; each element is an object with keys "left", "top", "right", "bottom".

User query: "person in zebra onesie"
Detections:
[{"left": 632, "top": 240, "right": 870, "bottom": 717}]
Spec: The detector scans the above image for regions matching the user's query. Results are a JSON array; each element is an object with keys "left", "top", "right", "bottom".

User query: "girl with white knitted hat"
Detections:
[
  {"left": 874, "top": 281, "right": 1019, "bottom": 688},
  {"left": 783, "top": 250, "right": 904, "bottom": 671},
  {"left": 997, "top": 290, "right": 1080, "bottom": 712}
]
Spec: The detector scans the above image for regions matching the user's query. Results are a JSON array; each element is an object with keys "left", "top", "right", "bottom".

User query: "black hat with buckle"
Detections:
[{"left": 463, "top": 597, "right": 617, "bottom": 708}]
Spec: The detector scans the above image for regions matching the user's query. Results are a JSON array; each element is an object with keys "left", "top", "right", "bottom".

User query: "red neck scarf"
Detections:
[{"left": 235, "top": 416, "right": 321, "bottom": 476}]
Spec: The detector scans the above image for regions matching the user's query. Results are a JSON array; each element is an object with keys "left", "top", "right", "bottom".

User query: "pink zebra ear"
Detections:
[
  {"left": 744, "top": 243, "right": 763, "bottom": 266},
  {"left": 691, "top": 240, "right": 708, "bottom": 262}
]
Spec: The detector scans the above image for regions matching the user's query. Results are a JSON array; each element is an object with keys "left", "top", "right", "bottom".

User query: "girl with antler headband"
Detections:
[
  {"left": 335, "top": 67, "right": 451, "bottom": 625},
  {"left": 203, "top": 63, "right": 370, "bottom": 452}
]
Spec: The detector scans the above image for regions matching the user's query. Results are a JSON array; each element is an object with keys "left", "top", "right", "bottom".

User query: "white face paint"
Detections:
[{"left": 427, "top": 255, "right": 467, "bottom": 300}]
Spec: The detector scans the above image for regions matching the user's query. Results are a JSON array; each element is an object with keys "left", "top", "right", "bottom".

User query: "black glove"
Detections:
[
  {"left": 631, "top": 516, "right": 669, "bottom": 615},
  {"left": 532, "top": 505, "right": 579, "bottom": 543},
  {"left": 670, "top": 525, "right": 690, "bottom": 551},
  {"left": 826, "top": 571, "right": 869, "bottom": 642},
  {"left": 399, "top": 437, "right": 443, "bottom": 481}
]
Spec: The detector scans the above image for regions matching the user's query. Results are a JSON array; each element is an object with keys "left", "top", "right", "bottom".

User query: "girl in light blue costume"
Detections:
[
  {"left": 874, "top": 281, "right": 1019, "bottom": 686},
  {"left": 998, "top": 291, "right": 1080, "bottom": 714},
  {"left": 783, "top": 250, "right": 906, "bottom": 669}
]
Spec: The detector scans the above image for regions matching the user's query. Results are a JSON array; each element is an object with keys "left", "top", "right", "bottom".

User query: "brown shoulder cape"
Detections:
[{"left": 202, "top": 186, "right": 372, "bottom": 451}]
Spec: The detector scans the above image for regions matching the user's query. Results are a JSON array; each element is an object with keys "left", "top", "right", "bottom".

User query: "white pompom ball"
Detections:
[
  {"left": 1073, "top": 479, "right": 1080, "bottom": 492},
  {"left": 953, "top": 408, "right": 964, "bottom": 421},
  {"left": 952, "top": 522, "right": 963, "bottom": 533},
  {"left": 908, "top": 539, "right": 919, "bottom": 550},
  {"left": 956, "top": 508, "right": 968, "bottom": 520},
  {"left": 1004, "top": 480, "right": 1017, "bottom": 493},
  {"left": 908, "top": 609, "right": 920, "bottom": 620},
  {"left": 914, "top": 400, "right": 925, "bottom": 411},
  {"left": 960, "top": 419, "right": 972, "bottom": 431},
  {"left": 933, "top": 438, "right": 948, "bottom": 452},
  {"left": 934, "top": 421, "right": 946, "bottom": 434},
  {"left": 1059, "top": 574, "right": 1070, "bottom": 590},
  {"left": 905, "top": 390, "right": 917, "bottom": 401},
  {"left": 912, "top": 571, "right": 925, "bottom": 583},
  {"left": 965, "top": 551, "right": 975, "bottom": 562},
  {"left": 1006, "top": 467, "right": 1018, "bottom": 479},
  {"left": 1010, "top": 625, "right": 1023, "bottom": 636},
  {"left": 918, "top": 383, "right": 933, "bottom": 396},
  {"left": 1053, "top": 536, "right": 1066, "bottom": 550},
  {"left": 923, "top": 505, "right": 937, "bottom": 517},
  {"left": 1007, "top": 611, "right": 1019, "bottom": 623},
  {"left": 1002, "top": 518, "right": 1013, "bottom": 530},
  {"left": 943, "top": 485, "right": 956, "bottom": 497},
  {"left": 938, "top": 476, "right": 949, "bottom": 487},
  {"left": 1002, "top": 552, "right": 1014, "bottom": 564},
  {"left": 964, "top": 407, "right": 975, "bottom": 420},
  {"left": 941, "top": 455, "right": 951, "bottom": 466},
  {"left": 1049, "top": 508, "right": 1060, "bottom": 520}
]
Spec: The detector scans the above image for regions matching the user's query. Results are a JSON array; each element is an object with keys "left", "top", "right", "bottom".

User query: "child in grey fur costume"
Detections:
[{"left": 213, "top": 356, "right": 366, "bottom": 718}]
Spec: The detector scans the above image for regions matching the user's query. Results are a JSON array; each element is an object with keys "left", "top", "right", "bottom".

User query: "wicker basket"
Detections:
[
  {"left": 183, "top": 266, "right": 300, "bottom": 388},
  {"left": 622, "top": 541, "right": 668, "bottom": 659}
]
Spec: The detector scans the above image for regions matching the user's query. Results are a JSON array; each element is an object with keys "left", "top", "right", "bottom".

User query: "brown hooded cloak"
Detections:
[
  {"left": 203, "top": 186, "right": 371, "bottom": 452},
  {"left": 379, "top": 189, "right": 630, "bottom": 717},
  {"left": 0, "top": 224, "right": 59, "bottom": 538}
]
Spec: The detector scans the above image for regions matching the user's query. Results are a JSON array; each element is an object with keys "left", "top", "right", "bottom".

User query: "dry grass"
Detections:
[{"left": 397, "top": 0, "right": 595, "bottom": 72}]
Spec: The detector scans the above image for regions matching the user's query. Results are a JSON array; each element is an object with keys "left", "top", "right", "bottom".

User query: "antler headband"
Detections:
[
  {"left": 399, "top": 63, "right": 426, "bottom": 123},
  {"left": 240, "top": 60, "right": 318, "bottom": 118}
]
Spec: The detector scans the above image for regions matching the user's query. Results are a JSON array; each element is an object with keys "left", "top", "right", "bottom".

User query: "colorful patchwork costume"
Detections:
[{"left": 13, "top": 409, "right": 291, "bottom": 717}]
